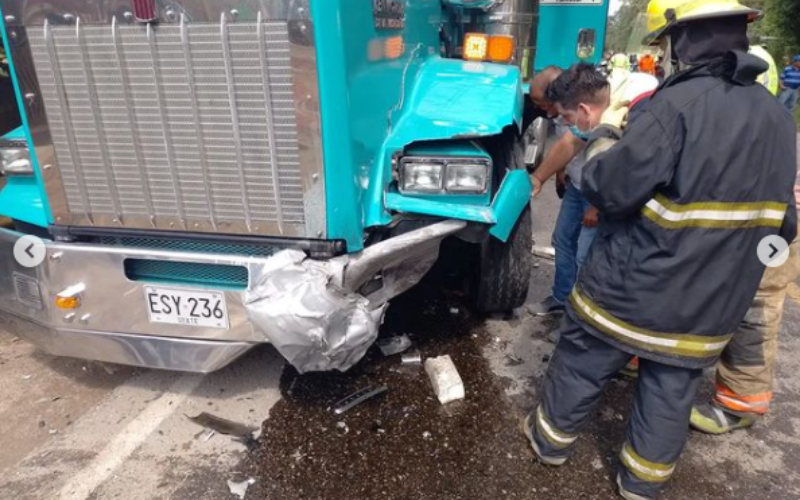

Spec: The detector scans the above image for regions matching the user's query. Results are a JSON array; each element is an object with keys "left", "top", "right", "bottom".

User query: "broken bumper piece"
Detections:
[{"left": 0, "top": 220, "right": 465, "bottom": 373}]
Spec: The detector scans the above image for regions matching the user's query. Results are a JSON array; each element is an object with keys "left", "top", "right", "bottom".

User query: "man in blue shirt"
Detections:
[{"left": 779, "top": 55, "right": 800, "bottom": 111}]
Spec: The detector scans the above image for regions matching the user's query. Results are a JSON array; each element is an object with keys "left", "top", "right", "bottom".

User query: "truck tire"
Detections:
[{"left": 473, "top": 131, "right": 532, "bottom": 314}]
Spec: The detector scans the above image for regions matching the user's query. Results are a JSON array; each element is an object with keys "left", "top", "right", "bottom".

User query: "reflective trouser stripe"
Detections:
[
  {"left": 570, "top": 288, "right": 731, "bottom": 359},
  {"left": 620, "top": 442, "right": 676, "bottom": 484},
  {"left": 642, "top": 194, "right": 787, "bottom": 229},
  {"left": 535, "top": 405, "right": 578, "bottom": 449},
  {"left": 715, "top": 383, "right": 772, "bottom": 415}
]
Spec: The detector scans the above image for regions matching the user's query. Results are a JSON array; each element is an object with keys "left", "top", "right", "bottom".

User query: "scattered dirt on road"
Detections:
[{"left": 245, "top": 266, "right": 790, "bottom": 500}]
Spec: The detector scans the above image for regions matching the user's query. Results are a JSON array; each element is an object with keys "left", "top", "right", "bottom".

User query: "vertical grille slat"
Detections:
[{"left": 29, "top": 19, "right": 309, "bottom": 234}]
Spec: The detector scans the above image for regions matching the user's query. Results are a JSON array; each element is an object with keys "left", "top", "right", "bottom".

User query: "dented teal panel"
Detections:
[
  {"left": 385, "top": 169, "right": 532, "bottom": 241},
  {"left": 0, "top": 9, "right": 52, "bottom": 228},
  {"left": 488, "top": 170, "right": 532, "bottom": 241},
  {"left": 365, "top": 57, "right": 524, "bottom": 228}
]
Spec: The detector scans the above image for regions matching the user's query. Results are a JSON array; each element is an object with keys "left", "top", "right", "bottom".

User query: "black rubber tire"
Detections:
[{"left": 472, "top": 131, "right": 533, "bottom": 314}]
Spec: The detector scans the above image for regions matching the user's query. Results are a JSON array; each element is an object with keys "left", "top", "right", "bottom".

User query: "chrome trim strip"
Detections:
[
  {"left": 1, "top": 311, "right": 255, "bottom": 374},
  {"left": 220, "top": 13, "right": 253, "bottom": 232},
  {"left": 257, "top": 11, "right": 285, "bottom": 235},
  {"left": 147, "top": 22, "right": 187, "bottom": 229},
  {"left": 180, "top": 14, "right": 217, "bottom": 231},
  {"left": 44, "top": 19, "right": 94, "bottom": 225},
  {"left": 112, "top": 16, "right": 157, "bottom": 226},
  {"left": 76, "top": 17, "right": 123, "bottom": 225}
]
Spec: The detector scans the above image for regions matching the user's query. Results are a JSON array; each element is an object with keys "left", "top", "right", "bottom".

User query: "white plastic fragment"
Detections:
[
  {"left": 424, "top": 355, "right": 465, "bottom": 405},
  {"left": 227, "top": 477, "right": 255, "bottom": 499}
]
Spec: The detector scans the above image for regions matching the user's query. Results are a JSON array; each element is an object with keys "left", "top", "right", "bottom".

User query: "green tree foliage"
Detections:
[
  {"left": 605, "top": 0, "right": 650, "bottom": 53},
  {"left": 761, "top": 0, "right": 800, "bottom": 63}
]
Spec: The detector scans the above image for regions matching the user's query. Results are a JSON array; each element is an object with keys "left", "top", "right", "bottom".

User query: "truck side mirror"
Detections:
[
  {"left": 577, "top": 29, "right": 597, "bottom": 60},
  {"left": 524, "top": 117, "right": 549, "bottom": 171}
]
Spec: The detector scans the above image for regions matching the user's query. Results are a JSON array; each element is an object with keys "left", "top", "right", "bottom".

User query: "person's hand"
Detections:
[
  {"left": 600, "top": 100, "right": 631, "bottom": 129},
  {"left": 794, "top": 182, "right": 800, "bottom": 207},
  {"left": 531, "top": 174, "right": 544, "bottom": 198},
  {"left": 583, "top": 206, "right": 600, "bottom": 228}
]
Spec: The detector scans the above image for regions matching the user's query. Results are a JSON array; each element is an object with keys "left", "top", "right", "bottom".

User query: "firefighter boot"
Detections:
[{"left": 690, "top": 404, "right": 755, "bottom": 435}]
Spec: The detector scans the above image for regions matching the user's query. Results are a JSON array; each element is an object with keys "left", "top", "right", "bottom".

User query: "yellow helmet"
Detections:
[{"left": 643, "top": 0, "right": 760, "bottom": 46}]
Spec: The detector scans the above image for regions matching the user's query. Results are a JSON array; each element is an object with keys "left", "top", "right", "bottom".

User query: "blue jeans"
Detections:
[
  {"left": 779, "top": 88, "right": 798, "bottom": 111},
  {"left": 551, "top": 183, "right": 597, "bottom": 303}
]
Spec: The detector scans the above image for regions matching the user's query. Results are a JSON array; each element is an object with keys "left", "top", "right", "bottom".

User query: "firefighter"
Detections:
[
  {"left": 522, "top": 1, "right": 797, "bottom": 499},
  {"left": 749, "top": 42, "right": 779, "bottom": 96},
  {"left": 691, "top": 189, "right": 800, "bottom": 434}
]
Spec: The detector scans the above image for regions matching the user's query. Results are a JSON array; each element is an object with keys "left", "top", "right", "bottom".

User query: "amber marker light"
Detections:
[
  {"left": 55, "top": 283, "right": 85, "bottom": 310},
  {"left": 488, "top": 35, "right": 515, "bottom": 63},
  {"left": 463, "top": 33, "right": 489, "bottom": 61}
]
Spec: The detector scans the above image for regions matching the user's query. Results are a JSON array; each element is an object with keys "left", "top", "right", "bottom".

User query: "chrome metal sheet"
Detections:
[{"left": 26, "top": 18, "right": 321, "bottom": 236}]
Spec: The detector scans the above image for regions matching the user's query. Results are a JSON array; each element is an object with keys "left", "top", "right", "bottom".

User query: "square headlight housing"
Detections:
[
  {"left": 0, "top": 139, "right": 33, "bottom": 177},
  {"left": 399, "top": 156, "right": 491, "bottom": 195}
]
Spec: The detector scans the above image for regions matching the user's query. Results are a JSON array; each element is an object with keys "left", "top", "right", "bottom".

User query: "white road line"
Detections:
[{"left": 57, "top": 374, "right": 204, "bottom": 500}]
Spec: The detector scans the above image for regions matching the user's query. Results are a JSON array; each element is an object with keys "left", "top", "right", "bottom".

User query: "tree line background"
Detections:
[{"left": 606, "top": 0, "right": 800, "bottom": 67}]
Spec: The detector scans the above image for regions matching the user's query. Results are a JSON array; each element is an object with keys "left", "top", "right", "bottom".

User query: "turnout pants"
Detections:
[
  {"left": 715, "top": 239, "right": 800, "bottom": 417},
  {"left": 531, "top": 316, "right": 702, "bottom": 499}
]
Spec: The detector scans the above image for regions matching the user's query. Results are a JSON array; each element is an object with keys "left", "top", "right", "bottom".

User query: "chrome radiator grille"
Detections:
[{"left": 27, "top": 18, "right": 321, "bottom": 237}]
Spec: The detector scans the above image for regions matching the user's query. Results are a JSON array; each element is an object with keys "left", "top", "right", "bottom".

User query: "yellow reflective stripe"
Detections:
[
  {"left": 536, "top": 406, "right": 578, "bottom": 449},
  {"left": 620, "top": 442, "right": 675, "bottom": 483},
  {"left": 570, "top": 289, "right": 730, "bottom": 358},
  {"left": 643, "top": 195, "right": 787, "bottom": 229}
]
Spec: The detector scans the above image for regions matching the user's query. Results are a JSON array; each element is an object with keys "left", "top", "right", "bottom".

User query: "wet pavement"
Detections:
[{"left": 242, "top": 259, "right": 800, "bottom": 500}]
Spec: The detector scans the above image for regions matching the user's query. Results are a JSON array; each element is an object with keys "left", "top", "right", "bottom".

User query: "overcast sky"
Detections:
[{"left": 609, "top": 0, "right": 623, "bottom": 15}]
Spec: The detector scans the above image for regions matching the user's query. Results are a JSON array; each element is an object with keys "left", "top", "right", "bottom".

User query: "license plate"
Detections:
[{"left": 144, "top": 286, "right": 229, "bottom": 329}]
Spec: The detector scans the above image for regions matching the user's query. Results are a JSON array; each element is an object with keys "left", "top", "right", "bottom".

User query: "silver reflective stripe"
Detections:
[
  {"left": 645, "top": 198, "right": 786, "bottom": 224},
  {"left": 621, "top": 448, "right": 674, "bottom": 479},
  {"left": 571, "top": 289, "right": 730, "bottom": 356},
  {"left": 537, "top": 406, "right": 578, "bottom": 446}
]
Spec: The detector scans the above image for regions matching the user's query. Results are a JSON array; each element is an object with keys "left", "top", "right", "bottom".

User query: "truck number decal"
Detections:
[{"left": 373, "top": 0, "right": 405, "bottom": 29}]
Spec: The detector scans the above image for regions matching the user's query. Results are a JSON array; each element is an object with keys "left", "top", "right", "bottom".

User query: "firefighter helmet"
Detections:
[{"left": 643, "top": 0, "right": 760, "bottom": 46}]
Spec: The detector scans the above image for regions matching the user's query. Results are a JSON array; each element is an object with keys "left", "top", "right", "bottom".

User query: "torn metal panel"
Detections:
[
  {"left": 243, "top": 220, "right": 464, "bottom": 373},
  {"left": 245, "top": 249, "right": 386, "bottom": 373}
]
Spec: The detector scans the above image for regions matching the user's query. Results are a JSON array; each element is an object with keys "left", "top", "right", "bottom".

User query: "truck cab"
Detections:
[{"left": 0, "top": 0, "right": 608, "bottom": 373}]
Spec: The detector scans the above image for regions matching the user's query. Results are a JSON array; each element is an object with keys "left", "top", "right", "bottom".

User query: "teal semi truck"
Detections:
[{"left": 0, "top": 0, "right": 608, "bottom": 373}]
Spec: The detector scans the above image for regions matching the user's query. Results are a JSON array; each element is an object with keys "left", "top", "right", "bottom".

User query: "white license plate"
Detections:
[{"left": 144, "top": 286, "right": 229, "bottom": 329}]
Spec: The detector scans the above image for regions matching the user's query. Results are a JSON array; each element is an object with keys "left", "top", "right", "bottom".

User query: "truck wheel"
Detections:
[{"left": 472, "top": 131, "right": 532, "bottom": 314}]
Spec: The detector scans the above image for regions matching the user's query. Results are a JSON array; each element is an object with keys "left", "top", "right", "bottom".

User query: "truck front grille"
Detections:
[{"left": 28, "top": 19, "right": 313, "bottom": 237}]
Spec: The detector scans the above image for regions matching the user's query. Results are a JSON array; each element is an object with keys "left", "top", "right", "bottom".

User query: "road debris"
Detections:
[
  {"left": 227, "top": 477, "right": 255, "bottom": 499},
  {"left": 377, "top": 335, "right": 412, "bottom": 356},
  {"left": 21, "top": 374, "right": 32, "bottom": 380},
  {"left": 449, "top": 307, "right": 459, "bottom": 316},
  {"left": 186, "top": 412, "right": 257, "bottom": 441},
  {"left": 333, "top": 385, "right": 388, "bottom": 415},
  {"left": 532, "top": 245, "right": 556, "bottom": 260},
  {"left": 401, "top": 350, "right": 423, "bottom": 365},
  {"left": 336, "top": 421, "right": 350, "bottom": 434},
  {"left": 203, "top": 429, "right": 216, "bottom": 442},
  {"left": 424, "top": 355, "right": 465, "bottom": 405}
]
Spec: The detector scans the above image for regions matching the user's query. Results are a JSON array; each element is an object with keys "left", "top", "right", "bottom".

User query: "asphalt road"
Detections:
[{"left": 0, "top": 137, "right": 798, "bottom": 500}]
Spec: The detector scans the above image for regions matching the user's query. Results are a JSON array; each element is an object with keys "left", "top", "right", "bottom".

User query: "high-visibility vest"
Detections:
[{"left": 749, "top": 45, "right": 779, "bottom": 96}]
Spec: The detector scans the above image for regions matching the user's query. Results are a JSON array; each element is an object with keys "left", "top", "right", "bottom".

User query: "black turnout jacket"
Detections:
[{"left": 570, "top": 51, "right": 798, "bottom": 369}]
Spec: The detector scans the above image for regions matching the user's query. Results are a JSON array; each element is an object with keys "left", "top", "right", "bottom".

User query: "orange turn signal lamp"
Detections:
[
  {"left": 463, "top": 33, "right": 515, "bottom": 63},
  {"left": 55, "top": 283, "right": 85, "bottom": 310}
]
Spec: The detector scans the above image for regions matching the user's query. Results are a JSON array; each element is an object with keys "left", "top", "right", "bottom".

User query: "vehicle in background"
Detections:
[{"left": 0, "top": 0, "right": 609, "bottom": 373}]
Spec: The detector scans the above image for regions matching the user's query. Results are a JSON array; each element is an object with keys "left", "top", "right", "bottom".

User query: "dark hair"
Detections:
[{"left": 546, "top": 63, "right": 609, "bottom": 111}]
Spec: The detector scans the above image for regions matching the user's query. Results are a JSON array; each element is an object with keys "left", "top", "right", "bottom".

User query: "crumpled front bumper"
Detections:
[{"left": 0, "top": 221, "right": 465, "bottom": 373}]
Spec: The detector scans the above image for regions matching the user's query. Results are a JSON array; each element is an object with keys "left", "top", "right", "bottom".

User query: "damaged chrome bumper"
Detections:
[{"left": 0, "top": 221, "right": 465, "bottom": 373}]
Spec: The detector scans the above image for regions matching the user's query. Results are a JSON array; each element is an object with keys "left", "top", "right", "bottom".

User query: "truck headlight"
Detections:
[
  {"left": 401, "top": 162, "right": 444, "bottom": 193},
  {"left": 399, "top": 157, "right": 490, "bottom": 195},
  {"left": 0, "top": 141, "right": 33, "bottom": 176},
  {"left": 446, "top": 163, "right": 489, "bottom": 193}
]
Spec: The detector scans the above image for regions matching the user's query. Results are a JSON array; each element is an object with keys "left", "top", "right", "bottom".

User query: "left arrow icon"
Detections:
[{"left": 14, "top": 235, "right": 46, "bottom": 268}]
